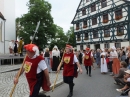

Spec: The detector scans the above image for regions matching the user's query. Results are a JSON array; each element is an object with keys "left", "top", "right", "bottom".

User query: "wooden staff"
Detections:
[
  {"left": 52, "top": 50, "right": 65, "bottom": 92},
  {"left": 9, "top": 21, "right": 40, "bottom": 97},
  {"left": 52, "top": 36, "right": 70, "bottom": 92},
  {"left": 10, "top": 55, "right": 27, "bottom": 97}
]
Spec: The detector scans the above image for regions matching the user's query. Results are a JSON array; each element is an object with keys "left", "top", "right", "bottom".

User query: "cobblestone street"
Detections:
[{"left": 0, "top": 64, "right": 63, "bottom": 97}]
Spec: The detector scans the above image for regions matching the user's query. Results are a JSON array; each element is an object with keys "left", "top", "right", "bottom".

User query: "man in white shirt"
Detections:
[
  {"left": 14, "top": 44, "right": 51, "bottom": 97},
  {"left": 9, "top": 40, "right": 14, "bottom": 56}
]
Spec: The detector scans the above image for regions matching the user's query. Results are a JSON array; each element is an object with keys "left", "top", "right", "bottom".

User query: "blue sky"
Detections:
[{"left": 15, "top": 0, "right": 80, "bottom": 32}]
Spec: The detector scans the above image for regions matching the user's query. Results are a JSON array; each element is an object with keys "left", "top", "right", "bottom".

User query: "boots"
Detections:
[
  {"left": 67, "top": 92, "right": 73, "bottom": 97},
  {"left": 67, "top": 83, "right": 74, "bottom": 97},
  {"left": 38, "top": 93, "right": 50, "bottom": 97}
]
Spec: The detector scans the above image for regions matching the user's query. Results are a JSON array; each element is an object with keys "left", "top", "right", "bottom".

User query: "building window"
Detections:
[
  {"left": 103, "top": 14, "right": 108, "bottom": 23},
  {"left": 93, "top": 32, "right": 98, "bottom": 38},
  {"left": 86, "top": 45, "right": 90, "bottom": 48},
  {"left": 104, "top": 29, "right": 110, "bottom": 37},
  {"left": 83, "top": 20, "right": 87, "bottom": 28},
  {"left": 104, "top": 43, "right": 109, "bottom": 48},
  {"left": 86, "top": 0, "right": 89, "bottom": 2},
  {"left": 117, "top": 26, "right": 124, "bottom": 36},
  {"left": 92, "top": 18, "right": 97, "bottom": 25},
  {"left": 115, "top": 43, "right": 121, "bottom": 48},
  {"left": 91, "top": 4, "right": 96, "bottom": 12},
  {"left": 84, "top": 33, "right": 88, "bottom": 40},
  {"left": 77, "top": 34, "right": 81, "bottom": 41},
  {"left": 76, "top": 23, "right": 79, "bottom": 30},
  {"left": 101, "top": 0, "right": 107, "bottom": 8},
  {"left": 80, "top": 44, "right": 83, "bottom": 50},
  {"left": 115, "top": 9, "right": 122, "bottom": 20},
  {"left": 82, "top": 9, "right": 86, "bottom": 16}
]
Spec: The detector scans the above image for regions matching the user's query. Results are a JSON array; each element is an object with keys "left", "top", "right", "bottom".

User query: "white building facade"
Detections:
[
  {"left": 72, "top": 0, "right": 130, "bottom": 50},
  {"left": 0, "top": 0, "right": 15, "bottom": 53}
]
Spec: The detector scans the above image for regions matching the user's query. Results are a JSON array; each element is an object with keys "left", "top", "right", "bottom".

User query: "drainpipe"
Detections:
[{"left": 4, "top": 20, "right": 6, "bottom": 54}]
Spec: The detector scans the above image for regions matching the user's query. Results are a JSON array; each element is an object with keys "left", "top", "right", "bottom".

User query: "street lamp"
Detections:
[{"left": 80, "top": 22, "right": 84, "bottom": 50}]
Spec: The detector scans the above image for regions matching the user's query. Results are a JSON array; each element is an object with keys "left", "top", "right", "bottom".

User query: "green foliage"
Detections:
[
  {"left": 16, "top": 0, "right": 76, "bottom": 50},
  {"left": 18, "top": 0, "right": 56, "bottom": 50},
  {"left": 49, "top": 25, "right": 67, "bottom": 50},
  {"left": 66, "top": 26, "right": 76, "bottom": 47},
  {"left": 49, "top": 26, "right": 75, "bottom": 50}
]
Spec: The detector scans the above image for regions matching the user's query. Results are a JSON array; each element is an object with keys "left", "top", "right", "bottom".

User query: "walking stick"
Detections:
[
  {"left": 9, "top": 21, "right": 40, "bottom": 97},
  {"left": 52, "top": 36, "right": 70, "bottom": 92}
]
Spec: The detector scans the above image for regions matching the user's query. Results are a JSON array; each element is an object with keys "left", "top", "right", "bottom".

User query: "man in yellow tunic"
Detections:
[{"left": 18, "top": 37, "right": 24, "bottom": 56}]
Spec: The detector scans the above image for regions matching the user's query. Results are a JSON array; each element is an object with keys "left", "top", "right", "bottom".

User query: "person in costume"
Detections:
[
  {"left": 18, "top": 37, "right": 24, "bottom": 56},
  {"left": 44, "top": 48, "right": 51, "bottom": 73},
  {"left": 52, "top": 45, "right": 60, "bottom": 71},
  {"left": 83, "top": 47, "right": 94, "bottom": 77},
  {"left": 14, "top": 44, "right": 51, "bottom": 97},
  {"left": 57, "top": 44, "right": 82, "bottom": 97},
  {"left": 111, "top": 46, "right": 120, "bottom": 75},
  {"left": 100, "top": 49, "right": 108, "bottom": 74},
  {"left": 9, "top": 40, "right": 14, "bottom": 56},
  {"left": 14, "top": 41, "right": 18, "bottom": 56}
]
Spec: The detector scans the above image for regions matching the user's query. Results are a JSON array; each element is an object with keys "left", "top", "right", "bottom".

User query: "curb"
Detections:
[{"left": 0, "top": 68, "right": 20, "bottom": 73}]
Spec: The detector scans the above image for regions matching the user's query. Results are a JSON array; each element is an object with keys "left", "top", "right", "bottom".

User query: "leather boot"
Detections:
[{"left": 67, "top": 92, "right": 73, "bottom": 97}]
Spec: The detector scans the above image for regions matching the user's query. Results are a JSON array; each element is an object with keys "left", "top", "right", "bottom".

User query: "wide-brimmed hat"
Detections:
[{"left": 125, "top": 70, "right": 130, "bottom": 74}]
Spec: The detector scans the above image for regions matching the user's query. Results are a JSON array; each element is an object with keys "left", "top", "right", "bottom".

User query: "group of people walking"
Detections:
[
  {"left": 13, "top": 41, "right": 130, "bottom": 97},
  {"left": 13, "top": 44, "right": 83, "bottom": 97}
]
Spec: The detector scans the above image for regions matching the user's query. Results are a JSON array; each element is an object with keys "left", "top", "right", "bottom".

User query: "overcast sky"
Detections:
[{"left": 15, "top": 0, "right": 80, "bottom": 32}]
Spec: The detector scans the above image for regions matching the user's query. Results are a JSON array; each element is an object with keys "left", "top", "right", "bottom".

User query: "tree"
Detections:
[
  {"left": 16, "top": 18, "right": 22, "bottom": 37},
  {"left": 18, "top": 0, "right": 56, "bottom": 50},
  {"left": 66, "top": 26, "right": 76, "bottom": 47},
  {"left": 49, "top": 25, "right": 68, "bottom": 50}
]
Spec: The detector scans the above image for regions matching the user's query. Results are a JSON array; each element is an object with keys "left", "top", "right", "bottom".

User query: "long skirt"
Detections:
[
  {"left": 44, "top": 57, "right": 51, "bottom": 72},
  {"left": 52, "top": 56, "right": 59, "bottom": 71},
  {"left": 101, "top": 58, "right": 108, "bottom": 73},
  {"left": 112, "top": 58, "right": 120, "bottom": 75}
]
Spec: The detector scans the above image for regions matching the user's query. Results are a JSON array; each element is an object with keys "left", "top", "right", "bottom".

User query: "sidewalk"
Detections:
[{"left": 0, "top": 64, "right": 63, "bottom": 97}]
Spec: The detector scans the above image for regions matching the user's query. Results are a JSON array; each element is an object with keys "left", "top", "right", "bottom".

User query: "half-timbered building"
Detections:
[{"left": 71, "top": 0, "right": 130, "bottom": 50}]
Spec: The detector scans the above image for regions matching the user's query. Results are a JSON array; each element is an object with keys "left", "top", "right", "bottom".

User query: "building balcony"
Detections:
[
  {"left": 84, "top": 37, "right": 88, "bottom": 40},
  {"left": 104, "top": 34, "right": 110, "bottom": 37},
  {"left": 117, "top": 32, "right": 124, "bottom": 36},
  {"left": 103, "top": 20, "right": 109, "bottom": 23},
  {"left": 83, "top": 25, "right": 87, "bottom": 28},
  {"left": 76, "top": 27, "right": 79, "bottom": 30},
  {"left": 115, "top": 16, "right": 123, "bottom": 20},
  {"left": 77, "top": 38, "right": 81, "bottom": 41}
]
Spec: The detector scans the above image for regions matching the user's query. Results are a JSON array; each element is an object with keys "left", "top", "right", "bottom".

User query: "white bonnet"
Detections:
[{"left": 111, "top": 46, "right": 116, "bottom": 50}]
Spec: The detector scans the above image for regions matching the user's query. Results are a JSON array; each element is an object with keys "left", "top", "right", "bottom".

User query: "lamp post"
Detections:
[{"left": 80, "top": 22, "right": 84, "bottom": 50}]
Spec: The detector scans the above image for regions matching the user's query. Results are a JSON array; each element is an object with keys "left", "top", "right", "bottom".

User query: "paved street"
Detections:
[
  {"left": 46, "top": 65, "right": 123, "bottom": 97},
  {"left": 0, "top": 64, "right": 63, "bottom": 97}
]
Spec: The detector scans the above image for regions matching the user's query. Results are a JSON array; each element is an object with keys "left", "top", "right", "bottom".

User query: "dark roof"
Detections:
[{"left": 0, "top": 12, "right": 6, "bottom": 20}]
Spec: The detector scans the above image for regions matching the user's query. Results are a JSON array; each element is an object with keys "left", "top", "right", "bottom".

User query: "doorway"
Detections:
[
  {"left": 95, "top": 44, "right": 100, "bottom": 50},
  {"left": 80, "top": 44, "right": 83, "bottom": 50}
]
